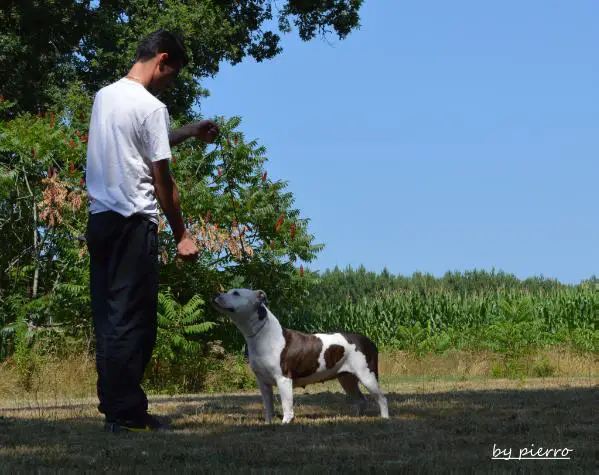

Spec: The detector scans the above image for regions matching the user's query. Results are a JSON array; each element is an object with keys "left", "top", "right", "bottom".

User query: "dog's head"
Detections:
[{"left": 213, "top": 288, "right": 269, "bottom": 331}]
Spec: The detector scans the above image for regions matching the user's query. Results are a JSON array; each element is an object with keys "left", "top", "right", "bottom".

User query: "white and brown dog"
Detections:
[{"left": 213, "top": 288, "right": 389, "bottom": 424}]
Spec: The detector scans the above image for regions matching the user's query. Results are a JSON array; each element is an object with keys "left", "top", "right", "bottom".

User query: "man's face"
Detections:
[{"left": 147, "top": 53, "right": 182, "bottom": 95}]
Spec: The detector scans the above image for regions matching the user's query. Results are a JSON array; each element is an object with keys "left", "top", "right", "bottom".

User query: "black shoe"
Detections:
[{"left": 104, "top": 413, "right": 171, "bottom": 433}]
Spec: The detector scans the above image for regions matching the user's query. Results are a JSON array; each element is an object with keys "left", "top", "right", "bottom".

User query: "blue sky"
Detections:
[{"left": 200, "top": 1, "right": 597, "bottom": 284}]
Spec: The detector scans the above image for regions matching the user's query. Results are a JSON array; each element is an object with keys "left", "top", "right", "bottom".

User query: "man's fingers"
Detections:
[
  {"left": 198, "top": 126, "right": 218, "bottom": 143},
  {"left": 176, "top": 239, "right": 199, "bottom": 262},
  {"left": 177, "top": 253, "right": 197, "bottom": 262}
]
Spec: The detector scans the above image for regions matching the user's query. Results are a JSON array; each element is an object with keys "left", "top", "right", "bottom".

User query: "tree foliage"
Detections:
[
  {"left": 0, "top": 95, "right": 323, "bottom": 357},
  {"left": 0, "top": 0, "right": 364, "bottom": 380},
  {"left": 0, "top": 0, "right": 364, "bottom": 367},
  {"left": 1, "top": 0, "right": 364, "bottom": 118}
]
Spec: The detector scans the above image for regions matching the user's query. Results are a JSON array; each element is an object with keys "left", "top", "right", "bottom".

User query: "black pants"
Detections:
[{"left": 87, "top": 211, "right": 158, "bottom": 421}]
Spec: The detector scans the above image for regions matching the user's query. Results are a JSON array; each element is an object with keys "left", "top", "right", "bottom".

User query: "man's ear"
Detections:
[{"left": 158, "top": 52, "right": 169, "bottom": 70}]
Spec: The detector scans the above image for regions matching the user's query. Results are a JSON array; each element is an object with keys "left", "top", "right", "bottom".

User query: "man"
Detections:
[{"left": 85, "top": 29, "right": 219, "bottom": 432}]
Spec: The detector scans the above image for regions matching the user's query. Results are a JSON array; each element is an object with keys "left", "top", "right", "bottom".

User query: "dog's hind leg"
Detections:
[
  {"left": 355, "top": 370, "right": 389, "bottom": 419},
  {"left": 275, "top": 377, "right": 294, "bottom": 424},
  {"left": 338, "top": 373, "right": 367, "bottom": 416},
  {"left": 258, "top": 379, "right": 275, "bottom": 423}
]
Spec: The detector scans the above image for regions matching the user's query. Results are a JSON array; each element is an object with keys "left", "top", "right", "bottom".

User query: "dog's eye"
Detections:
[{"left": 233, "top": 291, "right": 240, "bottom": 296}]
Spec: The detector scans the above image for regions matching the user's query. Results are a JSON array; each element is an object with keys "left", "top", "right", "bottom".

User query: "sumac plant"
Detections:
[{"left": 0, "top": 98, "right": 322, "bottom": 357}]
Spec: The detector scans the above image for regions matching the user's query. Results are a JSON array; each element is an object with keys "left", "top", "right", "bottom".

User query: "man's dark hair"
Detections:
[{"left": 135, "top": 29, "right": 189, "bottom": 67}]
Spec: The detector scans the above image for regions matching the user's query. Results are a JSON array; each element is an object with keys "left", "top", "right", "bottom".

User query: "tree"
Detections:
[
  {"left": 0, "top": 0, "right": 365, "bottom": 361},
  {"left": 1, "top": 0, "right": 364, "bottom": 118},
  {"left": 0, "top": 101, "right": 322, "bottom": 355},
  {"left": 0, "top": 0, "right": 91, "bottom": 115}
]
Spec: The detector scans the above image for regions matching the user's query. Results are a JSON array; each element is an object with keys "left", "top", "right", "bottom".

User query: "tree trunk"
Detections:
[
  {"left": 32, "top": 195, "right": 39, "bottom": 299},
  {"left": 23, "top": 169, "right": 39, "bottom": 299}
]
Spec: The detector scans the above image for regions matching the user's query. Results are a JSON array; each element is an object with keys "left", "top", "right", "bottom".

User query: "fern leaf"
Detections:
[{"left": 184, "top": 322, "right": 216, "bottom": 335}]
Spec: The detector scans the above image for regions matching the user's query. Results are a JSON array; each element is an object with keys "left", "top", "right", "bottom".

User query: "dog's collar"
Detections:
[{"left": 247, "top": 314, "right": 269, "bottom": 339}]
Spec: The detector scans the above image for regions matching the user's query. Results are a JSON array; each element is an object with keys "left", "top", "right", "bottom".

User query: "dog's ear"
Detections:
[
  {"left": 256, "top": 290, "right": 268, "bottom": 320},
  {"left": 256, "top": 290, "right": 268, "bottom": 306},
  {"left": 257, "top": 304, "right": 267, "bottom": 321}
]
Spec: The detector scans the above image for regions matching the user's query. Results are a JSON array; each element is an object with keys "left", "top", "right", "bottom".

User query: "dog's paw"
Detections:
[{"left": 281, "top": 415, "right": 295, "bottom": 424}]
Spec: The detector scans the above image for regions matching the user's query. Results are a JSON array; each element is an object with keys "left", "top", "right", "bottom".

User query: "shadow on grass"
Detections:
[{"left": 1, "top": 387, "right": 596, "bottom": 473}]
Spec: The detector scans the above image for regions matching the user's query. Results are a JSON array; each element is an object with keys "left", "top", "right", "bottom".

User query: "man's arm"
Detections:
[
  {"left": 142, "top": 108, "right": 197, "bottom": 259},
  {"left": 168, "top": 124, "right": 196, "bottom": 147},
  {"left": 168, "top": 119, "right": 220, "bottom": 147},
  {"left": 151, "top": 159, "right": 186, "bottom": 243}
]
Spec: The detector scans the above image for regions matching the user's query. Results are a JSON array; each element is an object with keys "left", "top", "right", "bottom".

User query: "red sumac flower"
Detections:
[
  {"left": 274, "top": 213, "right": 284, "bottom": 233},
  {"left": 290, "top": 223, "right": 296, "bottom": 240}
]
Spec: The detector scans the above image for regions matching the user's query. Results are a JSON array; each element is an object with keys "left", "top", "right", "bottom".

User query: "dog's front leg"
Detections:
[
  {"left": 258, "top": 379, "right": 275, "bottom": 423},
  {"left": 276, "top": 377, "right": 294, "bottom": 424}
]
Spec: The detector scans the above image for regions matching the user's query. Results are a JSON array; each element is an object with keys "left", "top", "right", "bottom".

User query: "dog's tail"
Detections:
[
  {"left": 371, "top": 344, "right": 379, "bottom": 381},
  {"left": 368, "top": 338, "right": 379, "bottom": 381},
  {"left": 341, "top": 332, "right": 379, "bottom": 380}
]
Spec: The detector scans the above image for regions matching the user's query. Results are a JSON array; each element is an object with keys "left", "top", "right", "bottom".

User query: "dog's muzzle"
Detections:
[{"left": 213, "top": 293, "right": 235, "bottom": 313}]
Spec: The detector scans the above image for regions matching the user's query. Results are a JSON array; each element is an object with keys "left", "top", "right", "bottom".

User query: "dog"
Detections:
[{"left": 212, "top": 288, "right": 389, "bottom": 424}]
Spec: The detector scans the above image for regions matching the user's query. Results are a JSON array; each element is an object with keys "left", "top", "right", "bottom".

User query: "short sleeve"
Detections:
[{"left": 141, "top": 107, "right": 172, "bottom": 162}]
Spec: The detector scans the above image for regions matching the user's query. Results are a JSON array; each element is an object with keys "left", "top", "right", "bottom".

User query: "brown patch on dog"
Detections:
[
  {"left": 280, "top": 329, "right": 322, "bottom": 379},
  {"left": 342, "top": 332, "right": 379, "bottom": 380},
  {"left": 324, "top": 344, "right": 345, "bottom": 369}
]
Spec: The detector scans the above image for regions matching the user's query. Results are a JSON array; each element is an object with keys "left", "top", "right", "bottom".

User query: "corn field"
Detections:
[{"left": 278, "top": 277, "right": 598, "bottom": 355}]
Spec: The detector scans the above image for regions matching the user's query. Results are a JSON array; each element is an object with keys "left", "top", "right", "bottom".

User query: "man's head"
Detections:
[{"left": 133, "top": 29, "right": 189, "bottom": 94}]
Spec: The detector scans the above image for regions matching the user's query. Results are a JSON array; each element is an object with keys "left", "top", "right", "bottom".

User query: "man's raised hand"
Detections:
[{"left": 191, "top": 119, "right": 219, "bottom": 143}]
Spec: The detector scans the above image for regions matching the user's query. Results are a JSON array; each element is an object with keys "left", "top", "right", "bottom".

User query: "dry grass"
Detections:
[
  {"left": 379, "top": 347, "right": 598, "bottom": 380},
  {"left": 0, "top": 350, "right": 597, "bottom": 473},
  {"left": 0, "top": 355, "right": 97, "bottom": 410},
  {"left": 1, "top": 348, "right": 595, "bottom": 407},
  {"left": 1, "top": 378, "right": 597, "bottom": 474}
]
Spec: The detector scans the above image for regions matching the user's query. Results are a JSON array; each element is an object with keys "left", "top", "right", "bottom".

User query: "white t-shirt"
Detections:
[{"left": 86, "top": 78, "right": 172, "bottom": 223}]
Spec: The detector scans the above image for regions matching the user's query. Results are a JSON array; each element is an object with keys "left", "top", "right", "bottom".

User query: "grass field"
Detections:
[{"left": 1, "top": 351, "right": 597, "bottom": 474}]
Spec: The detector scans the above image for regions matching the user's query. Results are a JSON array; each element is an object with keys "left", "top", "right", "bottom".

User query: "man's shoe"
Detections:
[{"left": 104, "top": 413, "right": 171, "bottom": 433}]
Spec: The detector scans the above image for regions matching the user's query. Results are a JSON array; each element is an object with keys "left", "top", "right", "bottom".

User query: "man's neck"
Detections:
[{"left": 125, "top": 63, "right": 153, "bottom": 88}]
